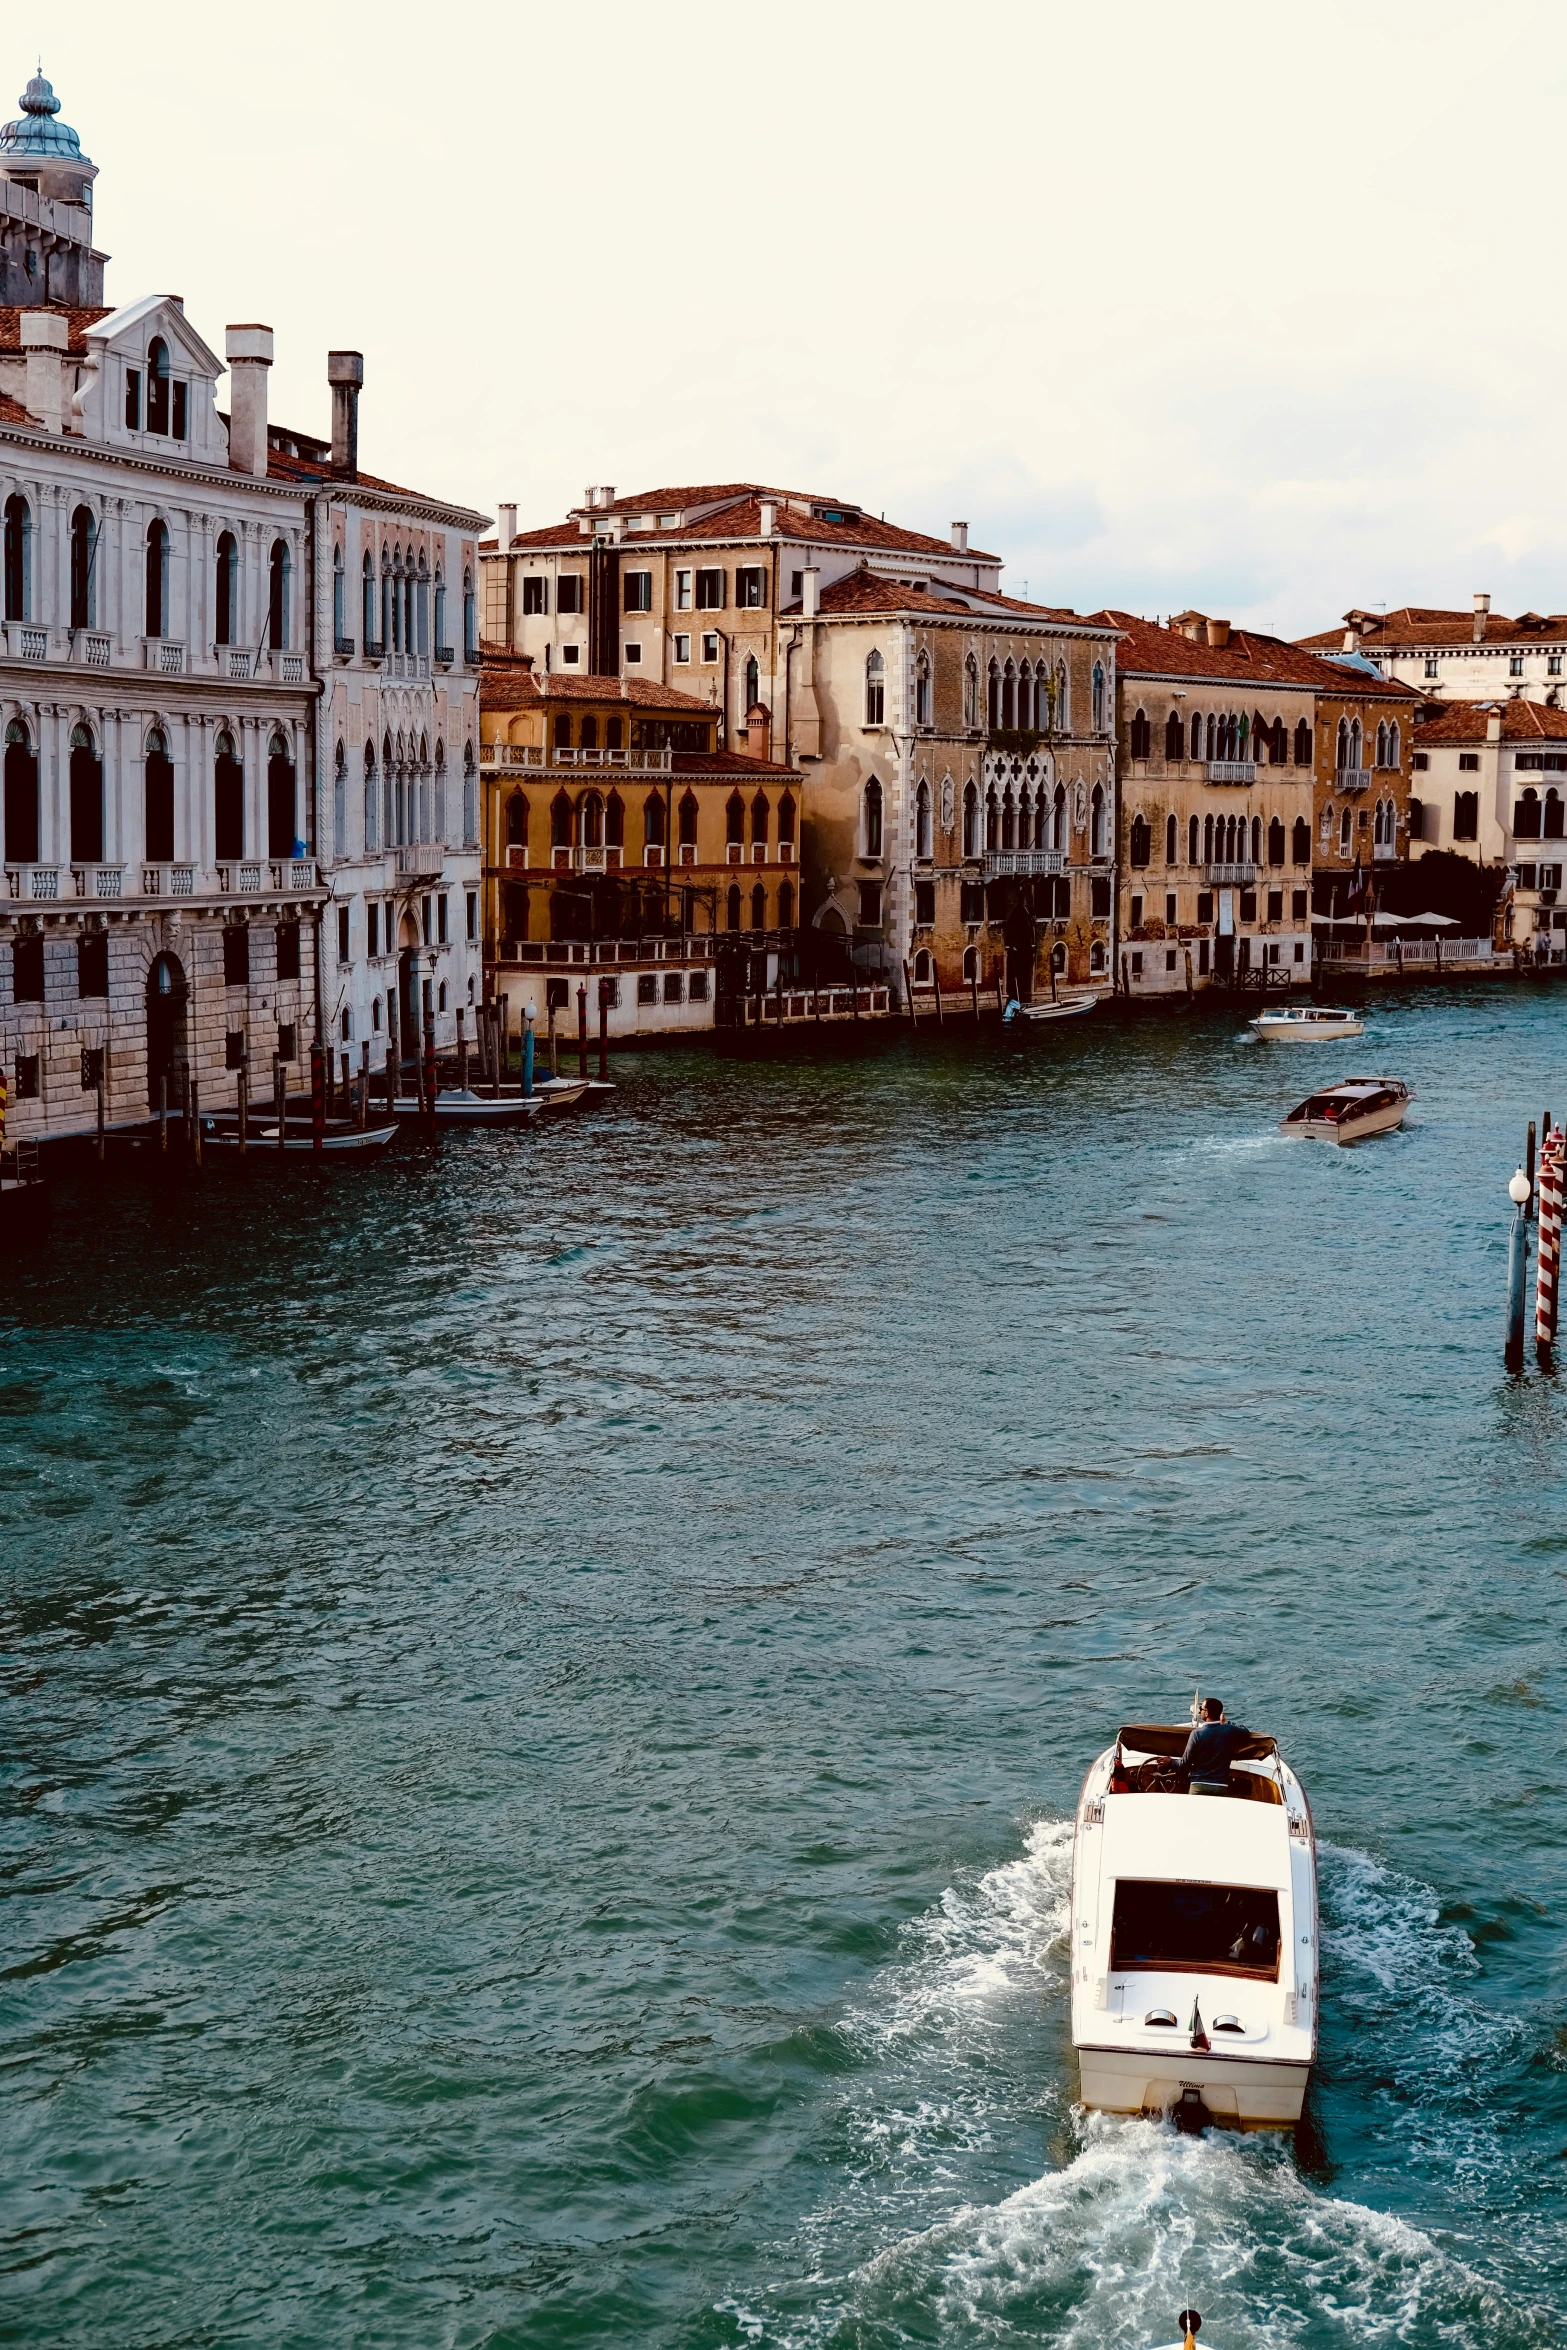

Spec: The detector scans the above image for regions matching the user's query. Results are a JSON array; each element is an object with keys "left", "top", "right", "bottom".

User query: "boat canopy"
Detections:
[{"left": 1117, "top": 1724, "right": 1278, "bottom": 1762}]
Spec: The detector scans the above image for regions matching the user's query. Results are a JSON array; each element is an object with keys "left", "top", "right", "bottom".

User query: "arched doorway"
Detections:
[
  {"left": 146, "top": 952, "right": 188, "bottom": 1109},
  {"left": 398, "top": 911, "right": 421, "bottom": 1049}
]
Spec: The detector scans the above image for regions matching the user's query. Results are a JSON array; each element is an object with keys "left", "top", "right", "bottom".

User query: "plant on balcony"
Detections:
[{"left": 987, "top": 727, "right": 1044, "bottom": 757}]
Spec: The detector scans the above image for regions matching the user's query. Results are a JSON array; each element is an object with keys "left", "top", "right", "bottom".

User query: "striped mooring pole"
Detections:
[{"left": 1535, "top": 1126, "right": 1564, "bottom": 1363}]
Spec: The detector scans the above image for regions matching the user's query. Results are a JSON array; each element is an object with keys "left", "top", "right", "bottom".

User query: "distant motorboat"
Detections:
[
  {"left": 1071, "top": 1719, "right": 1318, "bottom": 2130},
  {"left": 1250, "top": 1005, "right": 1363, "bottom": 1041},
  {"left": 1281, "top": 1076, "right": 1410, "bottom": 1144}
]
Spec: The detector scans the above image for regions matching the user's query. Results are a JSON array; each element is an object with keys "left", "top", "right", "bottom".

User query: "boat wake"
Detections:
[{"left": 715, "top": 1822, "right": 1559, "bottom": 2347}]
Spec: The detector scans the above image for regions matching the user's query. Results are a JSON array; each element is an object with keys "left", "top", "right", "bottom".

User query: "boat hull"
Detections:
[
  {"left": 1017, "top": 995, "right": 1098, "bottom": 1022},
  {"left": 1075, "top": 2041, "right": 1311, "bottom": 2128},
  {"left": 1252, "top": 1016, "right": 1363, "bottom": 1041},
  {"left": 200, "top": 1121, "right": 399, "bottom": 1156},
  {"left": 1292, "top": 1099, "right": 1407, "bottom": 1144},
  {"left": 390, "top": 1092, "right": 544, "bottom": 1126}
]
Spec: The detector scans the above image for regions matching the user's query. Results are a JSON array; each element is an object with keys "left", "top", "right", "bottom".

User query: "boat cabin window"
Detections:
[{"left": 1109, "top": 1880, "right": 1281, "bottom": 1979}]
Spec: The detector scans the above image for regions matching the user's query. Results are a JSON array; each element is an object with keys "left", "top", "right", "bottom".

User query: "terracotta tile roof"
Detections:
[
  {"left": 779, "top": 561, "right": 1081, "bottom": 624},
  {"left": 486, "top": 488, "right": 999, "bottom": 565},
  {"left": 480, "top": 659, "right": 718, "bottom": 715},
  {"left": 0, "top": 390, "right": 31, "bottom": 425},
  {"left": 1092, "top": 609, "right": 1421, "bottom": 698},
  {"left": 260, "top": 433, "right": 459, "bottom": 509},
  {"left": 1414, "top": 698, "right": 1567, "bottom": 745},
  {"left": 671, "top": 749, "right": 798, "bottom": 780},
  {"left": 0, "top": 304, "right": 112, "bottom": 356},
  {"left": 1297, "top": 605, "right": 1567, "bottom": 651}
]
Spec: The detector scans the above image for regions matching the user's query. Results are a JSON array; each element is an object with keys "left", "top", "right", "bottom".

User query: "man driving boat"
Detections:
[{"left": 1178, "top": 1696, "right": 1251, "bottom": 1793}]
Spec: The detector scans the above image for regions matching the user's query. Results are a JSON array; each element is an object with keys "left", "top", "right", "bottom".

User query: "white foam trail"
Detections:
[{"left": 728, "top": 1822, "right": 1558, "bottom": 2347}]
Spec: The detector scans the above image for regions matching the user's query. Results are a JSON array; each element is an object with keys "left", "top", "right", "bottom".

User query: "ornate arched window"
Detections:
[
  {"left": 751, "top": 790, "right": 769, "bottom": 844},
  {"left": 1387, "top": 721, "right": 1400, "bottom": 769},
  {"left": 962, "top": 780, "right": 978, "bottom": 857},
  {"left": 985, "top": 786, "right": 999, "bottom": 851},
  {"left": 743, "top": 653, "right": 760, "bottom": 716},
  {"left": 864, "top": 777, "right": 883, "bottom": 856},
  {"left": 551, "top": 790, "right": 572, "bottom": 848},
  {"left": 464, "top": 567, "right": 477, "bottom": 660},
  {"left": 1130, "top": 707, "right": 1152, "bottom": 760},
  {"left": 3, "top": 717, "right": 38, "bottom": 864},
  {"left": 268, "top": 539, "right": 291, "bottom": 651},
  {"left": 69, "top": 722, "right": 103, "bottom": 863},
  {"left": 267, "top": 729, "right": 296, "bottom": 858},
  {"left": 1165, "top": 709, "right": 1184, "bottom": 761},
  {"left": 864, "top": 648, "right": 885, "bottom": 726},
  {"left": 1052, "top": 781, "right": 1066, "bottom": 850},
  {"left": 964, "top": 653, "right": 979, "bottom": 729},
  {"left": 506, "top": 789, "right": 529, "bottom": 848},
  {"left": 604, "top": 791, "right": 624, "bottom": 849},
  {"left": 678, "top": 790, "right": 699, "bottom": 848},
  {"left": 987, "top": 658, "right": 1000, "bottom": 732},
  {"left": 1268, "top": 816, "right": 1286, "bottom": 865},
  {"left": 1188, "top": 813, "right": 1199, "bottom": 864},
  {"left": 364, "top": 742, "right": 378, "bottom": 852},
  {"left": 1001, "top": 785, "right": 1016, "bottom": 851},
  {"left": 726, "top": 882, "right": 742, "bottom": 931},
  {"left": 777, "top": 791, "right": 796, "bottom": 846},
  {"left": 1166, "top": 812, "right": 1178, "bottom": 864},
  {"left": 915, "top": 652, "right": 932, "bottom": 727},
  {"left": 145, "top": 518, "right": 169, "bottom": 638},
  {"left": 147, "top": 335, "right": 171, "bottom": 436},
  {"left": 363, "top": 551, "right": 377, "bottom": 649},
  {"left": 579, "top": 791, "right": 603, "bottom": 848},
  {"left": 643, "top": 790, "right": 664, "bottom": 848},
  {"left": 725, "top": 790, "right": 745, "bottom": 845},
  {"left": 1092, "top": 663, "right": 1106, "bottom": 731},
  {"left": 1292, "top": 816, "right": 1310, "bottom": 865},
  {"left": 1090, "top": 782, "right": 1107, "bottom": 858},
  {"left": 434, "top": 740, "right": 446, "bottom": 843},
  {"left": 915, "top": 777, "right": 931, "bottom": 858},
  {"left": 1002, "top": 659, "right": 1016, "bottom": 732},
  {"left": 750, "top": 881, "right": 767, "bottom": 931},
  {"left": 70, "top": 505, "right": 95, "bottom": 629},
  {"left": 1018, "top": 662, "right": 1034, "bottom": 732},
  {"left": 332, "top": 738, "right": 347, "bottom": 861},
  {"left": 1129, "top": 813, "right": 1150, "bottom": 867}
]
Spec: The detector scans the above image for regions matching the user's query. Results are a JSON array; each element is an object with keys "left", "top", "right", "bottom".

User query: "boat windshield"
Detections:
[{"left": 1110, "top": 1879, "right": 1281, "bottom": 1979}]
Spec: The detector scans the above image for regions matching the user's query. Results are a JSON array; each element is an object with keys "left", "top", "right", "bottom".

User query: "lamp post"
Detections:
[{"left": 1506, "top": 1166, "right": 1532, "bottom": 1371}]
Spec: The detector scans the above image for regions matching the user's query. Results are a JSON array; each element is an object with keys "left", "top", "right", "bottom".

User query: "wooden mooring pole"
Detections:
[{"left": 577, "top": 982, "right": 588, "bottom": 1077}]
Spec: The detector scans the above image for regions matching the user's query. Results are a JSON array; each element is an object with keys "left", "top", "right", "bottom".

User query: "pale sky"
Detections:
[{"left": 27, "top": 1, "right": 1567, "bottom": 635}]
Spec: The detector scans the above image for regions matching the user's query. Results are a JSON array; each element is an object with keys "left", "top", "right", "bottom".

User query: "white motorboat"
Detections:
[
  {"left": 199, "top": 1115, "right": 400, "bottom": 1157},
  {"left": 1250, "top": 1005, "right": 1363, "bottom": 1041},
  {"left": 390, "top": 1088, "right": 545, "bottom": 1127},
  {"left": 1070, "top": 1716, "right": 1318, "bottom": 2130},
  {"left": 1013, "top": 993, "right": 1099, "bottom": 1023},
  {"left": 1281, "top": 1075, "right": 1410, "bottom": 1145}
]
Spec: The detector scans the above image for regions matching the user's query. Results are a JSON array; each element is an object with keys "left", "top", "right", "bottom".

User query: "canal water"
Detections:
[{"left": 3, "top": 984, "right": 1565, "bottom": 2349}]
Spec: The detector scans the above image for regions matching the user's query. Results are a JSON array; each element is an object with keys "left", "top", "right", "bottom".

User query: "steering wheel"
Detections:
[{"left": 1131, "top": 1757, "right": 1183, "bottom": 1793}]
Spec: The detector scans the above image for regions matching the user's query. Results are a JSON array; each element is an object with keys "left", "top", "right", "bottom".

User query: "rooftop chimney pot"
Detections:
[
  {"left": 951, "top": 521, "right": 968, "bottom": 552},
  {"left": 802, "top": 565, "right": 820, "bottom": 620},
  {"left": 1473, "top": 591, "right": 1491, "bottom": 643},
  {"left": 498, "top": 502, "right": 517, "bottom": 545},
  {"left": 759, "top": 499, "right": 776, "bottom": 537},
  {"left": 20, "top": 309, "right": 69, "bottom": 433},
  {"left": 327, "top": 348, "right": 363, "bottom": 479},
  {"left": 225, "top": 323, "right": 274, "bottom": 479},
  {"left": 1206, "top": 616, "right": 1231, "bottom": 649}
]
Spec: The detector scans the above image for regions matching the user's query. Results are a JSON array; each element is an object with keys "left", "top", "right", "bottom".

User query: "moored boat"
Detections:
[
  {"left": 1281, "top": 1075, "right": 1410, "bottom": 1144},
  {"left": 199, "top": 1115, "right": 399, "bottom": 1156},
  {"left": 1013, "top": 993, "right": 1099, "bottom": 1023},
  {"left": 390, "top": 1088, "right": 545, "bottom": 1127},
  {"left": 1070, "top": 1713, "right": 1318, "bottom": 2130},
  {"left": 1250, "top": 1005, "right": 1363, "bottom": 1041}
]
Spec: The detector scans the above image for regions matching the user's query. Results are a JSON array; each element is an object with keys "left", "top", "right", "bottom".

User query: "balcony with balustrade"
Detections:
[
  {"left": 982, "top": 849, "right": 1066, "bottom": 877},
  {"left": 396, "top": 844, "right": 446, "bottom": 879},
  {"left": 1336, "top": 767, "right": 1374, "bottom": 794},
  {"left": 1204, "top": 861, "right": 1257, "bottom": 887},
  {"left": 2, "top": 858, "right": 320, "bottom": 910},
  {"left": 482, "top": 742, "right": 674, "bottom": 774},
  {"left": 1207, "top": 760, "right": 1256, "bottom": 785}
]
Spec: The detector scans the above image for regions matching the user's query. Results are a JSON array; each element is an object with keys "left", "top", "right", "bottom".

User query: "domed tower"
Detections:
[{"left": 0, "top": 69, "right": 107, "bottom": 306}]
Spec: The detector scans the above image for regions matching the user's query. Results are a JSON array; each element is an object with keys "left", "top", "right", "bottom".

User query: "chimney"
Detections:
[
  {"left": 327, "top": 349, "right": 363, "bottom": 478},
  {"left": 1343, "top": 626, "right": 1359, "bottom": 653},
  {"left": 951, "top": 521, "right": 968, "bottom": 552},
  {"left": 226, "top": 324, "right": 274, "bottom": 479},
  {"left": 1486, "top": 707, "right": 1503, "bottom": 743},
  {"left": 498, "top": 503, "right": 517, "bottom": 544},
  {"left": 802, "top": 565, "right": 820, "bottom": 619},
  {"left": 20, "top": 310, "right": 68, "bottom": 434},
  {"left": 1473, "top": 591, "right": 1490, "bottom": 643},
  {"left": 747, "top": 703, "right": 773, "bottom": 763},
  {"left": 1205, "top": 617, "right": 1231, "bottom": 649},
  {"left": 759, "top": 499, "right": 776, "bottom": 537}
]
